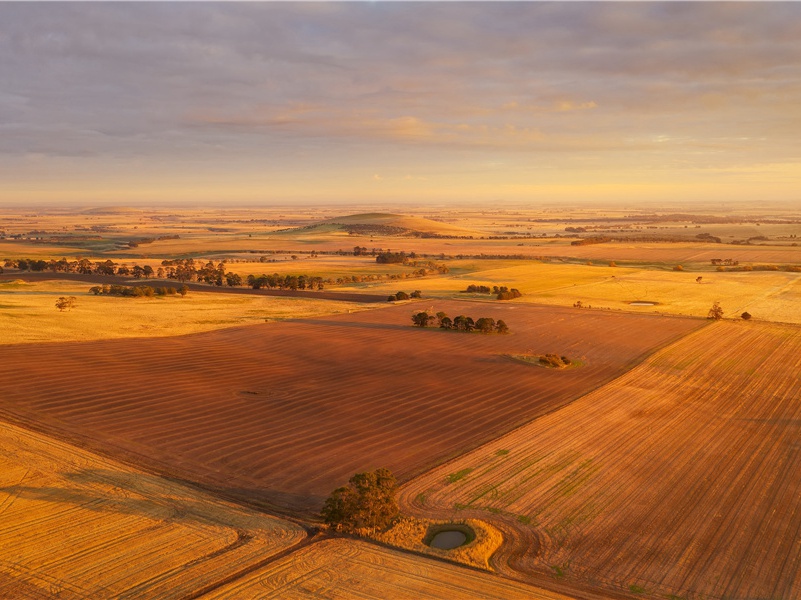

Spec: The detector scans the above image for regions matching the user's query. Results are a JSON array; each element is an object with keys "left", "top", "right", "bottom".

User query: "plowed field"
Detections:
[
  {"left": 199, "top": 538, "right": 572, "bottom": 600},
  {"left": 401, "top": 320, "right": 801, "bottom": 600},
  {"left": 0, "top": 301, "right": 701, "bottom": 516},
  {"left": 0, "top": 421, "right": 304, "bottom": 599}
]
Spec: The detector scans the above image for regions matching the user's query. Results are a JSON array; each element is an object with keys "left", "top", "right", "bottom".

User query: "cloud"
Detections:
[{"left": 1, "top": 2, "right": 800, "bottom": 202}]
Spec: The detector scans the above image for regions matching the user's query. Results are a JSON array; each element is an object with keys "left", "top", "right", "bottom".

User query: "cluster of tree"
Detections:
[
  {"left": 495, "top": 286, "right": 522, "bottom": 300},
  {"left": 127, "top": 234, "right": 179, "bottom": 247},
  {"left": 246, "top": 273, "right": 325, "bottom": 290},
  {"left": 388, "top": 290, "right": 422, "bottom": 301},
  {"left": 321, "top": 469, "right": 399, "bottom": 534},
  {"left": 710, "top": 258, "right": 740, "bottom": 266},
  {"left": 89, "top": 284, "right": 188, "bottom": 298},
  {"left": 55, "top": 296, "right": 77, "bottom": 312},
  {"left": 538, "top": 353, "right": 572, "bottom": 368},
  {"left": 571, "top": 236, "right": 612, "bottom": 246},
  {"left": 412, "top": 311, "right": 509, "bottom": 334},
  {"left": 462, "top": 284, "right": 522, "bottom": 300},
  {"left": 696, "top": 233, "right": 722, "bottom": 243},
  {"left": 375, "top": 251, "right": 409, "bottom": 264}
]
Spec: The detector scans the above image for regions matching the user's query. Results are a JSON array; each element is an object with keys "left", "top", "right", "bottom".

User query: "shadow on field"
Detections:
[{"left": 0, "top": 467, "right": 321, "bottom": 523}]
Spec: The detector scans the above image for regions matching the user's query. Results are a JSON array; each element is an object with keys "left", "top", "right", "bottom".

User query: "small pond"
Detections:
[
  {"left": 429, "top": 530, "right": 468, "bottom": 550},
  {"left": 630, "top": 301, "right": 657, "bottom": 306}
]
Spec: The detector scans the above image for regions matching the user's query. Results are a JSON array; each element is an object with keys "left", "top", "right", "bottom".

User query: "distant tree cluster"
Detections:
[
  {"left": 247, "top": 273, "right": 325, "bottom": 290},
  {"left": 388, "top": 290, "right": 422, "bottom": 301},
  {"left": 462, "top": 284, "right": 522, "bottom": 300},
  {"left": 375, "top": 251, "right": 409, "bottom": 264},
  {"left": 321, "top": 469, "right": 399, "bottom": 534},
  {"left": 538, "top": 353, "right": 572, "bottom": 368},
  {"left": 89, "top": 284, "right": 188, "bottom": 298},
  {"left": 412, "top": 311, "right": 509, "bottom": 334}
]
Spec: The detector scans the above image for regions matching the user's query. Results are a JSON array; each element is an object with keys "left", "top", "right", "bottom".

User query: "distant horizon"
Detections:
[{"left": 2, "top": 2, "right": 800, "bottom": 207}]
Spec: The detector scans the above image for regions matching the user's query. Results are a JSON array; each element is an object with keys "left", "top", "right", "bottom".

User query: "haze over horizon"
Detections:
[{"left": 2, "top": 2, "right": 800, "bottom": 207}]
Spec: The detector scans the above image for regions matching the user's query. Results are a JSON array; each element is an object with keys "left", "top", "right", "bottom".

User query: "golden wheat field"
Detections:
[
  {"left": 339, "top": 260, "right": 801, "bottom": 323},
  {"left": 401, "top": 320, "right": 801, "bottom": 599},
  {"left": 199, "top": 538, "right": 572, "bottom": 600},
  {"left": 0, "top": 421, "right": 305, "bottom": 599},
  {"left": 0, "top": 279, "right": 372, "bottom": 344}
]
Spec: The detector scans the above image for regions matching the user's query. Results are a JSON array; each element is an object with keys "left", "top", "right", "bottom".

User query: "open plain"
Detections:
[{"left": 0, "top": 299, "right": 700, "bottom": 516}]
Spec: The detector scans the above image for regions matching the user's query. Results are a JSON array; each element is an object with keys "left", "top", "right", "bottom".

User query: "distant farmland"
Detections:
[
  {"left": 0, "top": 301, "right": 700, "bottom": 516},
  {"left": 401, "top": 320, "right": 801, "bottom": 600}
]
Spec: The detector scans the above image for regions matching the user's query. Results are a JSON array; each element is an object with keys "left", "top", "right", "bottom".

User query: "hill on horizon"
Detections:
[{"left": 278, "top": 212, "right": 477, "bottom": 237}]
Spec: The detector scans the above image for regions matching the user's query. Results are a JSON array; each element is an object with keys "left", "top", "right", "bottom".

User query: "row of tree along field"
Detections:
[
  {"left": 3, "top": 257, "right": 447, "bottom": 287},
  {"left": 412, "top": 311, "right": 509, "bottom": 334},
  {"left": 463, "top": 284, "right": 523, "bottom": 300},
  {"left": 89, "top": 284, "right": 189, "bottom": 298}
]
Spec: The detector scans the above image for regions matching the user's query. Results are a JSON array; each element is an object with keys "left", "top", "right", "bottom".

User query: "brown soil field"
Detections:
[
  {"left": 199, "top": 538, "right": 573, "bottom": 600},
  {"left": 0, "top": 420, "right": 305, "bottom": 599},
  {"left": 0, "top": 301, "right": 701, "bottom": 517},
  {"left": 400, "top": 320, "right": 801, "bottom": 600}
]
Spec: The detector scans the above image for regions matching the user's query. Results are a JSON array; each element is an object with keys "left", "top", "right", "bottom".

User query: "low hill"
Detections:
[{"left": 280, "top": 213, "right": 477, "bottom": 238}]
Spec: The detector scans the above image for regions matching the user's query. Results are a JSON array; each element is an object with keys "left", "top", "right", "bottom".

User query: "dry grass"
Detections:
[
  {"left": 401, "top": 320, "right": 801, "bottom": 600},
  {"left": 340, "top": 260, "right": 801, "bottom": 324},
  {"left": 0, "top": 279, "right": 373, "bottom": 344},
  {"left": 0, "top": 421, "right": 304, "bottom": 599},
  {"left": 370, "top": 516, "right": 504, "bottom": 570},
  {"left": 200, "top": 538, "right": 569, "bottom": 600}
]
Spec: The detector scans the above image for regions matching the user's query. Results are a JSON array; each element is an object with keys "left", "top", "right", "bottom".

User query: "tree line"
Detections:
[
  {"left": 412, "top": 311, "right": 509, "bottom": 334},
  {"left": 89, "top": 284, "right": 189, "bottom": 298},
  {"left": 463, "top": 284, "right": 522, "bottom": 300}
]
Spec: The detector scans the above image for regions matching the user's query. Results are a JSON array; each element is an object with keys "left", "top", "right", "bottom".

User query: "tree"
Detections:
[
  {"left": 178, "top": 284, "right": 189, "bottom": 297},
  {"left": 475, "top": 317, "right": 496, "bottom": 333},
  {"left": 55, "top": 296, "right": 77, "bottom": 312},
  {"left": 495, "top": 319, "right": 509, "bottom": 334},
  {"left": 707, "top": 301, "right": 723, "bottom": 320},
  {"left": 411, "top": 312, "right": 434, "bottom": 327},
  {"left": 321, "top": 469, "right": 398, "bottom": 534},
  {"left": 225, "top": 272, "right": 243, "bottom": 287}
]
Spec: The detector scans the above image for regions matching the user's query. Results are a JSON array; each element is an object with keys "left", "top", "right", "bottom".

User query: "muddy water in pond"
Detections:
[{"left": 430, "top": 530, "right": 467, "bottom": 549}]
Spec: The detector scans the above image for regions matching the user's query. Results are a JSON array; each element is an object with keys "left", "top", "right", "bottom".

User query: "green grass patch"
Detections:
[
  {"left": 495, "top": 449, "right": 510, "bottom": 456},
  {"left": 516, "top": 515, "right": 532, "bottom": 525},
  {"left": 446, "top": 468, "right": 473, "bottom": 483},
  {"left": 629, "top": 584, "right": 647, "bottom": 594}
]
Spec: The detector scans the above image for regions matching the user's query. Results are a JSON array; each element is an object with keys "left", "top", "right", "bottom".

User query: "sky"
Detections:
[{"left": 1, "top": 2, "right": 800, "bottom": 207}]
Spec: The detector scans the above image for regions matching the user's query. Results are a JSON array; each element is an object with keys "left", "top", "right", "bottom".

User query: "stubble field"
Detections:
[
  {"left": 198, "top": 538, "right": 571, "bottom": 600},
  {"left": 0, "top": 300, "right": 701, "bottom": 516},
  {"left": 401, "top": 320, "right": 801, "bottom": 600},
  {"left": 0, "top": 421, "right": 304, "bottom": 599}
]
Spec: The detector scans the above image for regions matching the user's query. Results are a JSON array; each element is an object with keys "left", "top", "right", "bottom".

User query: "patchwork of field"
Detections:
[
  {"left": 0, "top": 420, "right": 305, "bottom": 599},
  {"left": 348, "top": 260, "right": 801, "bottom": 323},
  {"left": 0, "top": 301, "right": 701, "bottom": 516},
  {"left": 199, "top": 538, "right": 572, "bottom": 600},
  {"left": 401, "top": 320, "right": 801, "bottom": 599},
  {"left": 0, "top": 279, "right": 372, "bottom": 345}
]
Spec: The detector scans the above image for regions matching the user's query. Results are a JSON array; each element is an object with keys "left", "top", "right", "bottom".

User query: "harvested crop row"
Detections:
[
  {"left": 0, "top": 421, "right": 304, "bottom": 599},
  {"left": 401, "top": 320, "right": 801, "bottom": 600},
  {"left": 0, "top": 301, "right": 701, "bottom": 516},
  {"left": 198, "top": 537, "right": 571, "bottom": 600}
]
